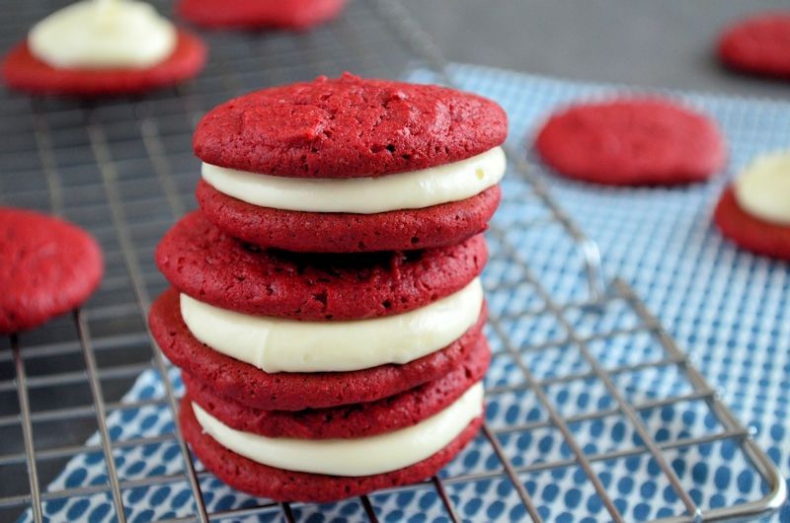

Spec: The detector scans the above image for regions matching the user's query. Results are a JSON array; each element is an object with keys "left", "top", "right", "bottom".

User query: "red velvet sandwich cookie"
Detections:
[
  {"left": 192, "top": 73, "right": 508, "bottom": 252},
  {"left": 155, "top": 211, "right": 487, "bottom": 321},
  {"left": 177, "top": 0, "right": 346, "bottom": 30},
  {"left": 717, "top": 12, "right": 790, "bottom": 80},
  {"left": 714, "top": 153, "right": 790, "bottom": 260},
  {"left": 2, "top": 1, "right": 206, "bottom": 97},
  {"left": 149, "top": 287, "right": 487, "bottom": 411},
  {"left": 182, "top": 335, "right": 490, "bottom": 439},
  {"left": 181, "top": 399, "right": 483, "bottom": 502},
  {"left": 0, "top": 207, "right": 103, "bottom": 334},
  {"left": 535, "top": 98, "right": 726, "bottom": 186}
]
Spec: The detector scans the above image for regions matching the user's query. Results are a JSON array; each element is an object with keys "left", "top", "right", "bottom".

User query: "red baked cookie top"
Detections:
[
  {"left": 183, "top": 336, "right": 489, "bottom": 439},
  {"left": 535, "top": 98, "right": 726, "bottom": 186},
  {"left": 150, "top": 288, "right": 486, "bottom": 411},
  {"left": 1, "top": 29, "right": 206, "bottom": 97},
  {"left": 718, "top": 12, "right": 790, "bottom": 79},
  {"left": 0, "top": 207, "right": 103, "bottom": 333},
  {"left": 177, "top": 0, "right": 346, "bottom": 29},
  {"left": 714, "top": 185, "right": 790, "bottom": 261},
  {"left": 193, "top": 73, "right": 508, "bottom": 178},
  {"left": 156, "top": 211, "right": 487, "bottom": 320}
]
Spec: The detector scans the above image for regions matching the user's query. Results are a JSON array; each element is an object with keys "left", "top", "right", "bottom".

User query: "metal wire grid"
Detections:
[{"left": 0, "top": 0, "right": 785, "bottom": 521}]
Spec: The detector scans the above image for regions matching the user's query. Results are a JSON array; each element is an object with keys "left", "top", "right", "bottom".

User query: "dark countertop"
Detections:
[{"left": 401, "top": 0, "right": 790, "bottom": 99}]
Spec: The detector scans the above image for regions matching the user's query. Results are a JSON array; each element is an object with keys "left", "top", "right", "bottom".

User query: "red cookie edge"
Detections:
[{"left": 180, "top": 398, "right": 483, "bottom": 503}]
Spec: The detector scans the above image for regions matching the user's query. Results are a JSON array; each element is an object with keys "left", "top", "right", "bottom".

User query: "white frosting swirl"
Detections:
[
  {"left": 192, "top": 382, "right": 484, "bottom": 476},
  {"left": 180, "top": 278, "right": 484, "bottom": 373},
  {"left": 733, "top": 152, "right": 790, "bottom": 226},
  {"left": 28, "top": 0, "right": 176, "bottom": 69},
  {"left": 201, "top": 147, "right": 506, "bottom": 214}
]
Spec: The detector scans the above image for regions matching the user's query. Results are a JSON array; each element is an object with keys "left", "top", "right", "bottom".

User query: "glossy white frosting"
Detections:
[
  {"left": 180, "top": 278, "right": 483, "bottom": 373},
  {"left": 28, "top": 0, "right": 176, "bottom": 69},
  {"left": 191, "top": 381, "right": 484, "bottom": 476},
  {"left": 733, "top": 152, "right": 790, "bottom": 225},
  {"left": 201, "top": 146, "right": 506, "bottom": 214}
]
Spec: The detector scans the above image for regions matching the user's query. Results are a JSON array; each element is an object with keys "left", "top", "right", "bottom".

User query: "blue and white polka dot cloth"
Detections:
[{"left": 22, "top": 65, "right": 789, "bottom": 522}]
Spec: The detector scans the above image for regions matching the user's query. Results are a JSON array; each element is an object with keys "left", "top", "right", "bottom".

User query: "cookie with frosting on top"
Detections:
[
  {"left": 714, "top": 152, "right": 790, "bottom": 260},
  {"left": 2, "top": 0, "right": 206, "bottom": 96},
  {"left": 193, "top": 73, "right": 508, "bottom": 252}
]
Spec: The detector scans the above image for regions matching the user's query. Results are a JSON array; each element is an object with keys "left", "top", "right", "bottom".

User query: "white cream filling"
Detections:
[
  {"left": 192, "top": 381, "right": 483, "bottom": 476},
  {"left": 28, "top": 0, "right": 177, "bottom": 69},
  {"left": 180, "top": 278, "right": 483, "bottom": 373},
  {"left": 733, "top": 152, "right": 790, "bottom": 226},
  {"left": 201, "top": 146, "right": 506, "bottom": 214}
]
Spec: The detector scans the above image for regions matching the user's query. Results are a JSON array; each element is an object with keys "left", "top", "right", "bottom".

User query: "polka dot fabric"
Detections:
[{"left": 19, "top": 65, "right": 789, "bottom": 522}]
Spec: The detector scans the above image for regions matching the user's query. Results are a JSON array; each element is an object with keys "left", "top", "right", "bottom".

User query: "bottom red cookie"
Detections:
[
  {"left": 180, "top": 399, "right": 483, "bottom": 502},
  {"left": 1, "top": 29, "right": 206, "bottom": 97},
  {"left": 714, "top": 185, "right": 790, "bottom": 261}
]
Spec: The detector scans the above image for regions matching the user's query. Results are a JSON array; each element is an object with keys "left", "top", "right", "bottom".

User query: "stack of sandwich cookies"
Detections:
[{"left": 149, "top": 74, "right": 507, "bottom": 501}]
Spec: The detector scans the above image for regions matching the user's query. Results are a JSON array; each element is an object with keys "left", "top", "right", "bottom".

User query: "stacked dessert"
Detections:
[{"left": 149, "top": 74, "right": 508, "bottom": 501}]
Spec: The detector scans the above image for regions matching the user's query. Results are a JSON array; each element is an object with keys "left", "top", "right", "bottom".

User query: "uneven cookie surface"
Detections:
[
  {"left": 180, "top": 399, "right": 483, "bottom": 502},
  {"left": 0, "top": 207, "right": 103, "bottom": 333},
  {"left": 718, "top": 12, "right": 790, "bottom": 79},
  {"left": 156, "top": 211, "right": 487, "bottom": 320},
  {"left": 535, "top": 98, "right": 726, "bottom": 186},
  {"left": 714, "top": 185, "right": 790, "bottom": 261},
  {"left": 183, "top": 339, "right": 490, "bottom": 438},
  {"left": 149, "top": 288, "right": 487, "bottom": 410},
  {"left": 178, "top": 0, "right": 346, "bottom": 29},
  {"left": 1, "top": 29, "right": 205, "bottom": 96},
  {"left": 193, "top": 73, "right": 508, "bottom": 178}
]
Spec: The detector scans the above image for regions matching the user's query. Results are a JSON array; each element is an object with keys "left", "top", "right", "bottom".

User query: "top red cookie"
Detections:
[
  {"left": 717, "top": 12, "right": 790, "bottom": 79},
  {"left": 0, "top": 207, "right": 103, "bottom": 333},
  {"left": 193, "top": 73, "right": 508, "bottom": 178},
  {"left": 535, "top": 98, "right": 726, "bottom": 186},
  {"left": 177, "top": 0, "right": 346, "bottom": 30}
]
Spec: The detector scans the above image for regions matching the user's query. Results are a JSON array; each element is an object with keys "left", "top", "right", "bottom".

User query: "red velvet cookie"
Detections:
[
  {"left": 150, "top": 288, "right": 487, "bottom": 411},
  {"left": 0, "top": 207, "right": 103, "bottom": 334},
  {"left": 194, "top": 73, "right": 507, "bottom": 178},
  {"left": 535, "top": 98, "right": 726, "bottom": 186},
  {"left": 180, "top": 399, "right": 483, "bottom": 502},
  {"left": 714, "top": 185, "right": 790, "bottom": 261},
  {"left": 718, "top": 12, "right": 790, "bottom": 80},
  {"left": 196, "top": 179, "right": 501, "bottom": 253},
  {"left": 1, "top": 29, "right": 206, "bottom": 97},
  {"left": 177, "top": 0, "right": 346, "bottom": 30},
  {"left": 156, "top": 211, "right": 487, "bottom": 320},
  {"left": 183, "top": 338, "right": 490, "bottom": 439}
]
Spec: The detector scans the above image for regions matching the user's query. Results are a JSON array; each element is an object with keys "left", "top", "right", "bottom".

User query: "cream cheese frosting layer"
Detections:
[
  {"left": 733, "top": 152, "right": 790, "bottom": 226},
  {"left": 201, "top": 146, "right": 506, "bottom": 214},
  {"left": 192, "top": 381, "right": 484, "bottom": 476},
  {"left": 180, "top": 278, "right": 483, "bottom": 373},
  {"left": 28, "top": 0, "right": 177, "bottom": 69}
]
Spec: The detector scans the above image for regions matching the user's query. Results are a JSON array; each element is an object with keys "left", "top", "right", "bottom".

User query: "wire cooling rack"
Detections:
[{"left": 0, "top": 0, "right": 786, "bottom": 522}]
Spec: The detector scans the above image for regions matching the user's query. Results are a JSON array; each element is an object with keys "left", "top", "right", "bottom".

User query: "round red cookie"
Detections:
[
  {"left": 197, "top": 179, "right": 501, "bottom": 253},
  {"left": 714, "top": 185, "right": 790, "bottom": 261},
  {"left": 177, "top": 0, "right": 346, "bottom": 30},
  {"left": 1, "top": 29, "right": 206, "bottom": 97},
  {"left": 193, "top": 73, "right": 508, "bottom": 178},
  {"left": 149, "top": 288, "right": 486, "bottom": 411},
  {"left": 535, "top": 98, "right": 726, "bottom": 186},
  {"left": 718, "top": 12, "right": 790, "bottom": 80},
  {"left": 180, "top": 399, "right": 483, "bottom": 502},
  {"left": 183, "top": 337, "right": 490, "bottom": 439},
  {"left": 0, "top": 207, "right": 103, "bottom": 334},
  {"left": 156, "top": 211, "right": 487, "bottom": 320}
]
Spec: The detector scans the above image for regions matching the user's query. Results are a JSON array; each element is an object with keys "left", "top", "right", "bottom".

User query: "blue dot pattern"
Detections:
[{"left": 18, "top": 65, "right": 789, "bottom": 522}]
